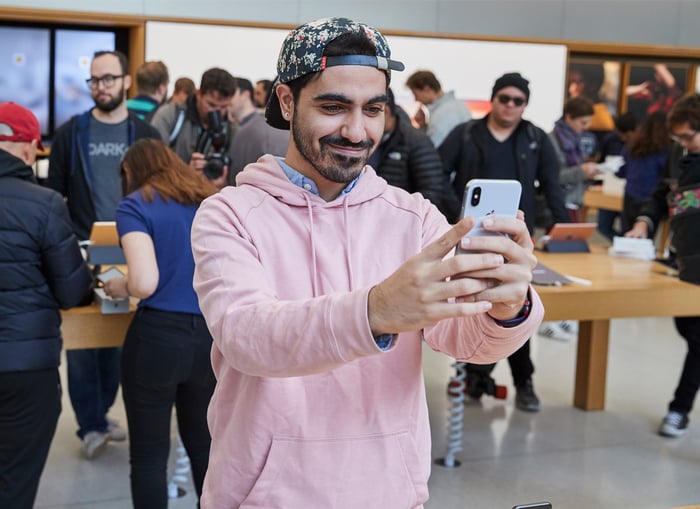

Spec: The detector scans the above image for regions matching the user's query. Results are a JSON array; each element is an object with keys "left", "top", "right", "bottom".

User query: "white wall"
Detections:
[{"left": 145, "top": 21, "right": 567, "bottom": 130}]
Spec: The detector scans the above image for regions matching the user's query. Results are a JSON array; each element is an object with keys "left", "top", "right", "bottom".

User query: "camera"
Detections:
[
  {"left": 470, "top": 186, "right": 481, "bottom": 207},
  {"left": 195, "top": 110, "right": 231, "bottom": 180}
]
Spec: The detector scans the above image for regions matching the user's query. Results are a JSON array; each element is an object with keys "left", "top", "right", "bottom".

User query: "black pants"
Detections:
[
  {"left": 121, "top": 308, "right": 216, "bottom": 509},
  {"left": 669, "top": 316, "right": 700, "bottom": 415},
  {"left": 465, "top": 338, "right": 534, "bottom": 387},
  {"left": 0, "top": 368, "right": 61, "bottom": 509}
]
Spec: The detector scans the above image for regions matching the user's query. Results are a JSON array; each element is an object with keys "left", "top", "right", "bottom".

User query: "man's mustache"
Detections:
[{"left": 320, "top": 136, "right": 373, "bottom": 151}]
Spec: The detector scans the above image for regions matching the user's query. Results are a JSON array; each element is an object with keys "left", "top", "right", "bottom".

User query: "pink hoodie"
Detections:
[{"left": 191, "top": 155, "right": 543, "bottom": 508}]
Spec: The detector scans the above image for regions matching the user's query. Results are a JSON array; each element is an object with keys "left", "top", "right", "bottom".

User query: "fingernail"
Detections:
[
  {"left": 481, "top": 301, "right": 492, "bottom": 311},
  {"left": 460, "top": 237, "right": 470, "bottom": 248},
  {"left": 494, "top": 254, "right": 504, "bottom": 264},
  {"left": 483, "top": 218, "right": 494, "bottom": 228}
]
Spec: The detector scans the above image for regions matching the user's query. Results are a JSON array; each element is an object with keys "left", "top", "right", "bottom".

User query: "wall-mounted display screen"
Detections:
[
  {"left": 54, "top": 29, "right": 115, "bottom": 128},
  {"left": 0, "top": 26, "right": 51, "bottom": 135}
]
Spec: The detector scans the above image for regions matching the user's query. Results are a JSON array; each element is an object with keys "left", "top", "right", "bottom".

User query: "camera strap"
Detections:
[{"left": 168, "top": 108, "right": 187, "bottom": 148}]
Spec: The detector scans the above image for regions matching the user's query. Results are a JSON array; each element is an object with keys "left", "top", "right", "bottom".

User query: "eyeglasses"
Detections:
[
  {"left": 670, "top": 131, "right": 698, "bottom": 144},
  {"left": 496, "top": 94, "right": 526, "bottom": 107},
  {"left": 86, "top": 74, "right": 125, "bottom": 89}
]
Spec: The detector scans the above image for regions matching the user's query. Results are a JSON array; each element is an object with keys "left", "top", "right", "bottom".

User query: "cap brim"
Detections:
[{"left": 265, "top": 78, "right": 290, "bottom": 130}]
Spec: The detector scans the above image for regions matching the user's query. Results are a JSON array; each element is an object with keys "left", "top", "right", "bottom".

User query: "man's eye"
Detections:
[
  {"left": 321, "top": 104, "right": 342, "bottom": 113},
  {"left": 366, "top": 106, "right": 384, "bottom": 115}
]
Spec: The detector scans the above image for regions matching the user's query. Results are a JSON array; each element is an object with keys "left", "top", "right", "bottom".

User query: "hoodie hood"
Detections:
[
  {"left": 0, "top": 148, "right": 35, "bottom": 181},
  {"left": 235, "top": 154, "right": 388, "bottom": 208}
]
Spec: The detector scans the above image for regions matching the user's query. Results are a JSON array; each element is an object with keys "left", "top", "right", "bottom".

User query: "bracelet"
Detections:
[{"left": 492, "top": 291, "right": 531, "bottom": 328}]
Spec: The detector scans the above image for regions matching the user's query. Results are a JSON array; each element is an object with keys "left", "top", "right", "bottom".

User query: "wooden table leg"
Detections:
[{"left": 574, "top": 319, "right": 610, "bottom": 410}]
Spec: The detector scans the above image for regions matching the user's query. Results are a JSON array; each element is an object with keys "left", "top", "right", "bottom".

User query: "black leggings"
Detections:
[
  {"left": 121, "top": 307, "right": 216, "bottom": 509},
  {"left": 669, "top": 316, "right": 700, "bottom": 415}
]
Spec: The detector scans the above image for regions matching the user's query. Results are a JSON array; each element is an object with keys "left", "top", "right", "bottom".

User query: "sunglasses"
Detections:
[{"left": 496, "top": 94, "right": 526, "bottom": 107}]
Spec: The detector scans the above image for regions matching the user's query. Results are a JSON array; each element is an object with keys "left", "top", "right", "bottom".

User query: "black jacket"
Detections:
[
  {"left": 639, "top": 149, "right": 700, "bottom": 284},
  {"left": 0, "top": 149, "right": 93, "bottom": 373},
  {"left": 46, "top": 109, "right": 161, "bottom": 240},
  {"left": 438, "top": 116, "right": 570, "bottom": 232},
  {"left": 374, "top": 118, "right": 450, "bottom": 216}
]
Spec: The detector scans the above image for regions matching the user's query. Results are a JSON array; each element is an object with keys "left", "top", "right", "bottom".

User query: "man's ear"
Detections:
[
  {"left": 277, "top": 84, "right": 294, "bottom": 119},
  {"left": 123, "top": 74, "right": 132, "bottom": 92}
]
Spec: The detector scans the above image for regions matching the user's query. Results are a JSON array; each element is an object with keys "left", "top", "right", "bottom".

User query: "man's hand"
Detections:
[
  {"left": 189, "top": 153, "right": 228, "bottom": 190},
  {"left": 625, "top": 220, "right": 649, "bottom": 239},
  {"left": 455, "top": 212, "right": 536, "bottom": 321},
  {"left": 581, "top": 161, "right": 602, "bottom": 179},
  {"left": 368, "top": 216, "right": 534, "bottom": 335},
  {"left": 189, "top": 152, "right": 206, "bottom": 172}
]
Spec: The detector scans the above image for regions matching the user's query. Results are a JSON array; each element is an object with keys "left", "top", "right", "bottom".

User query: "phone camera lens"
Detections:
[{"left": 471, "top": 187, "right": 481, "bottom": 207}]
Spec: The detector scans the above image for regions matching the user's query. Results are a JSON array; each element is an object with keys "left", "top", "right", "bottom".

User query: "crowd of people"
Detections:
[{"left": 1, "top": 14, "right": 698, "bottom": 509}]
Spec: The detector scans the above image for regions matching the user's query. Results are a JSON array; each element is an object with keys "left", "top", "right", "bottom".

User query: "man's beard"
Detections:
[
  {"left": 93, "top": 87, "right": 125, "bottom": 113},
  {"left": 291, "top": 116, "right": 374, "bottom": 184}
]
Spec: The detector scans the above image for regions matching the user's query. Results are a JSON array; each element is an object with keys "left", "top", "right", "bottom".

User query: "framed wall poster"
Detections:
[
  {"left": 567, "top": 57, "right": 622, "bottom": 131},
  {"left": 622, "top": 62, "right": 690, "bottom": 123}
]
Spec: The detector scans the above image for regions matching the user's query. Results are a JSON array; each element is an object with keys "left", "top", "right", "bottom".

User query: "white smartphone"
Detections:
[
  {"left": 96, "top": 266, "right": 125, "bottom": 284},
  {"left": 457, "top": 178, "right": 522, "bottom": 253}
]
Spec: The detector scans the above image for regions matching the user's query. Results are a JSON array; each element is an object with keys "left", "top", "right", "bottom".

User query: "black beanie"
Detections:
[{"left": 491, "top": 72, "right": 530, "bottom": 101}]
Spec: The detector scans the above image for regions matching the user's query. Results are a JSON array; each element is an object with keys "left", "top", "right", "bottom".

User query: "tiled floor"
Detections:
[{"left": 35, "top": 316, "right": 700, "bottom": 508}]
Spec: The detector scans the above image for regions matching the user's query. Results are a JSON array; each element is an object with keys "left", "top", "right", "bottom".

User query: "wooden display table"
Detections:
[{"left": 536, "top": 246, "right": 700, "bottom": 410}]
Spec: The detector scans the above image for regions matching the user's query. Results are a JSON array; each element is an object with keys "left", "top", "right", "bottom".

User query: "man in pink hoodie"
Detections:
[{"left": 191, "top": 17, "right": 544, "bottom": 508}]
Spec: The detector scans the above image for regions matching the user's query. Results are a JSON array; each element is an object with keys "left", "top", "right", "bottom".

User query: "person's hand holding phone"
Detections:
[{"left": 455, "top": 210, "right": 536, "bottom": 322}]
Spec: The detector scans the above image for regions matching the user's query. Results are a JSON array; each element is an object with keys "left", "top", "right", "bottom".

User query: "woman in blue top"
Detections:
[
  {"left": 616, "top": 111, "right": 671, "bottom": 232},
  {"left": 104, "top": 138, "right": 217, "bottom": 509}
]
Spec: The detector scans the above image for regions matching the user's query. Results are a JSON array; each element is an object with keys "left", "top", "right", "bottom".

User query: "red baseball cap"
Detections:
[{"left": 0, "top": 102, "right": 44, "bottom": 150}]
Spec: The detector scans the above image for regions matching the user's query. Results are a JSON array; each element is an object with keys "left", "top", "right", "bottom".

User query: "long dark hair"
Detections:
[
  {"left": 121, "top": 138, "right": 217, "bottom": 204},
  {"left": 628, "top": 112, "right": 671, "bottom": 159}
]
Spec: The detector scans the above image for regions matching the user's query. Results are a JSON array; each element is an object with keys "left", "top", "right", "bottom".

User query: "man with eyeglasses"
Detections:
[
  {"left": 47, "top": 50, "right": 160, "bottom": 460},
  {"left": 625, "top": 93, "right": 700, "bottom": 439},
  {"left": 439, "top": 72, "right": 569, "bottom": 413}
]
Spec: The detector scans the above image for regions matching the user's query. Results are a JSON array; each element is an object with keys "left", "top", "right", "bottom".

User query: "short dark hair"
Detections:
[
  {"left": 93, "top": 50, "right": 128, "bottom": 74},
  {"left": 406, "top": 71, "right": 441, "bottom": 93},
  {"left": 135, "top": 61, "right": 169, "bottom": 95},
  {"left": 286, "top": 32, "right": 387, "bottom": 104},
  {"left": 668, "top": 93, "right": 700, "bottom": 132},
  {"left": 199, "top": 68, "right": 236, "bottom": 98},
  {"left": 563, "top": 97, "right": 594, "bottom": 119},
  {"left": 235, "top": 77, "right": 254, "bottom": 96},
  {"left": 614, "top": 112, "right": 637, "bottom": 133},
  {"left": 174, "top": 77, "right": 196, "bottom": 95}
]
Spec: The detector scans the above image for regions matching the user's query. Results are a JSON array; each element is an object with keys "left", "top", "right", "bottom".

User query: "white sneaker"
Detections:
[
  {"left": 107, "top": 418, "right": 127, "bottom": 442},
  {"left": 82, "top": 431, "right": 109, "bottom": 460},
  {"left": 538, "top": 321, "right": 575, "bottom": 342}
]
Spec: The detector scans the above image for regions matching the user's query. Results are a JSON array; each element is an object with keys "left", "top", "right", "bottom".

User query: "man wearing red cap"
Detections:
[{"left": 0, "top": 102, "right": 93, "bottom": 508}]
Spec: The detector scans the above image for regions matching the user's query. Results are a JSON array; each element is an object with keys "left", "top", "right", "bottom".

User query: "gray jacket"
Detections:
[{"left": 548, "top": 131, "right": 589, "bottom": 206}]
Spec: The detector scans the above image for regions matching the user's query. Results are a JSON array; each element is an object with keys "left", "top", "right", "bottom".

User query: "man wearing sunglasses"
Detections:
[
  {"left": 47, "top": 50, "right": 160, "bottom": 461},
  {"left": 439, "top": 72, "right": 570, "bottom": 413}
]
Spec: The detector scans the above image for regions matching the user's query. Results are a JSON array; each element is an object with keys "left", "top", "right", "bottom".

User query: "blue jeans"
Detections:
[
  {"left": 121, "top": 307, "right": 215, "bottom": 509},
  {"left": 66, "top": 347, "right": 121, "bottom": 438},
  {"left": 596, "top": 208, "right": 620, "bottom": 241}
]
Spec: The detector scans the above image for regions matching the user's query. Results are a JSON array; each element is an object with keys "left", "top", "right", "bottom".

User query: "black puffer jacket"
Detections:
[
  {"left": 0, "top": 148, "right": 93, "bottom": 373},
  {"left": 373, "top": 118, "right": 450, "bottom": 216}
]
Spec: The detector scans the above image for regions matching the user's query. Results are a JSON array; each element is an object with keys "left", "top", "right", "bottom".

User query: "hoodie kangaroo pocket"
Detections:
[{"left": 240, "top": 431, "right": 427, "bottom": 509}]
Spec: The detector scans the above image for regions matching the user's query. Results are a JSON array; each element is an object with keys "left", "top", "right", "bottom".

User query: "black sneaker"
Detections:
[
  {"left": 515, "top": 379, "right": 540, "bottom": 412},
  {"left": 658, "top": 411, "right": 689, "bottom": 438}
]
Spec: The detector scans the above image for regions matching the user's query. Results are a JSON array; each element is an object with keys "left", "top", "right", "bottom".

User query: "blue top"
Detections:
[
  {"left": 116, "top": 190, "right": 201, "bottom": 314},
  {"left": 617, "top": 150, "right": 668, "bottom": 201}
]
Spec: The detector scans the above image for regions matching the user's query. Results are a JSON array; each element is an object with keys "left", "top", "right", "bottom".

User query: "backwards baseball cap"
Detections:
[
  {"left": 0, "top": 102, "right": 44, "bottom": 150},
  {"left": 265, "top": 17, "right": 405, "bottom": 130},
  {"left": 491, "top": 72, "right": 530, "bottom": 101}
]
